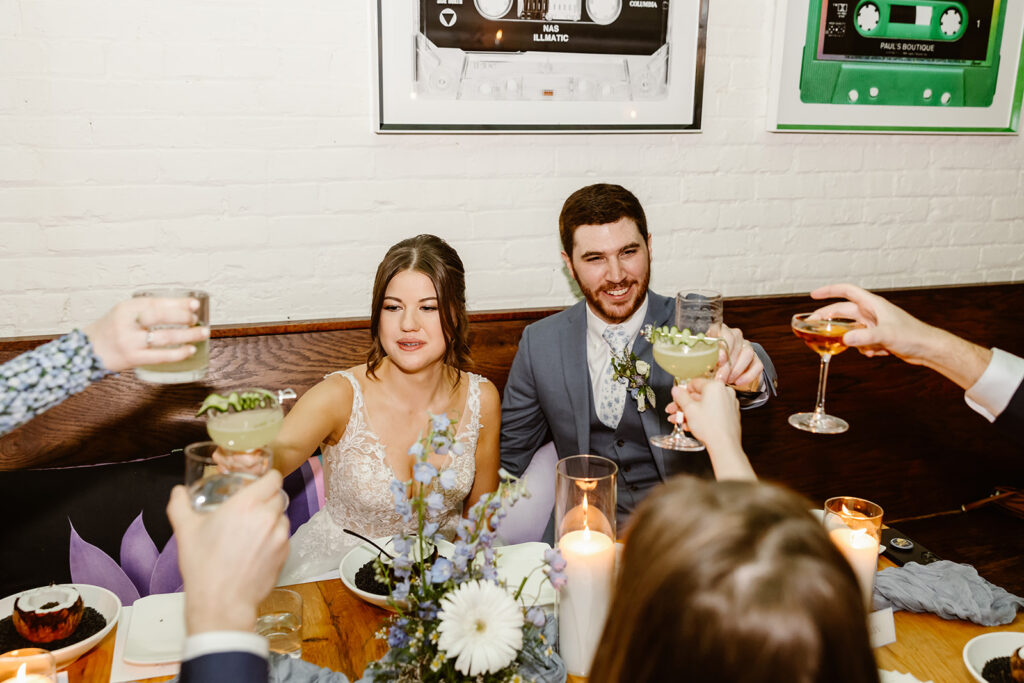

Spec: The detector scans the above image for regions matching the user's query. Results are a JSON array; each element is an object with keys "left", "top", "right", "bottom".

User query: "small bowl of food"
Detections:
[{"left": 962, "top": 631, "right": 1024, "bottom": 683}]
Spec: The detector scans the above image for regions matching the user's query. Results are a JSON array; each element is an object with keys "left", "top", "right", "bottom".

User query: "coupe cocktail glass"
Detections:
[
  {"left": 789, "top": 313, "right": 865, "bottom": 434},
  {"left": 649, "top": 290, "right": 728, "bottom": 452},
  {"left": 200, "top": 388, "right": 295, "bottom": 452}
]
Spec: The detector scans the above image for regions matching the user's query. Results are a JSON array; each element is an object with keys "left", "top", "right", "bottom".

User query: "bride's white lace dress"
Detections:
[{"left": 278, "top": 370, "right": 484, "bottom": 584}]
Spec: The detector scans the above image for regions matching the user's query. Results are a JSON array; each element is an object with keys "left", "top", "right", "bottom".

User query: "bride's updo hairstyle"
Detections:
[
  {"left": 591, "top": 478, "right": 879, "bottom": 683},
  {"left": 367, "top": 234, "right": 470, "bottom": 383}
]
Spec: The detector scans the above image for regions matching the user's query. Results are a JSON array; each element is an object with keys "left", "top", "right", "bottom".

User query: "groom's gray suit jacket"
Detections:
[{"left": 499, "top": 291, "right": 777, "bottom": 521}]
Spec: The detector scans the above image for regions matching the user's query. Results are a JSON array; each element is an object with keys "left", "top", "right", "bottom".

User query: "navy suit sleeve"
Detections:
[
  {"left": 500, "top": 325, "right": 552, "bottom": 477},
  {"left": 994, "top": 377, "right": 1024, "bottom": 436},
  {"left": 178, "top": 651, "right": 268, "bottom": 683}
]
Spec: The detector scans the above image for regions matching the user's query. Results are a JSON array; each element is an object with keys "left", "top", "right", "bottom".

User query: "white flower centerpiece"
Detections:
[{"left": 364, "top": 413, "right": 568, "bottom": 683}]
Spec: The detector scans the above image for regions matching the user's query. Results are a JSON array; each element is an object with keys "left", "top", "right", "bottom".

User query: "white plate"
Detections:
[
  {"left": 122, "top": 592, "right": 186, "bottom": 665},
  {"left": 340, "top": 538, "right": 555, "bottom": 611},
  {"left": 962, "top": 631, "right": 1024, "bottom": 683},
  {"left": 494, "top": 542, "right": 556, "bottom": 607},
  {"left": 0, "top": 584, "right": 121, "bottom": 669}
]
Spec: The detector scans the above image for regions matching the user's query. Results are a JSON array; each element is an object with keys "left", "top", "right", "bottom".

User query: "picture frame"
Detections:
[
  {"left": 767, "top": 0, "right": 1024, "bottom": 133},
  {"left": 374, "top": 0, "right": 709, "bottom": 133}
]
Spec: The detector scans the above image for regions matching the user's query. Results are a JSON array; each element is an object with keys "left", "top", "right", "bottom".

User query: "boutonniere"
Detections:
[{"left": 609, "top": 345, "right": 656, "bottom": 413}]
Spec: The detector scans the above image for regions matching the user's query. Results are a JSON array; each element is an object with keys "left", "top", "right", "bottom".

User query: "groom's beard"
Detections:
[{"left": 576, "top": 259, "right": 651, "bottom": 325}]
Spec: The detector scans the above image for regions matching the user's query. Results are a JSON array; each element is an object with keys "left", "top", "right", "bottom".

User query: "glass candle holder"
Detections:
[
  {"left": 0, "top": 648, "right": 57, "bottom": 682},
  {"left": 824, "top": 496, "right": 884, "bottom": 609},
  {"left": 554, "top": 455, "right": 617, "bottom": 678}
]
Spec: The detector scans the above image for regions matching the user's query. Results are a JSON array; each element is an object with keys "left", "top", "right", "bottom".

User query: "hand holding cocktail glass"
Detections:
[
  {"left": 83, "top": 293, "right": 209, "bottom": 374},
  {"left": 187, "top": 388, "right": 295, "bottom": 511},
  {"left": 649, "top": 290, "right": 731, "bottom": 452}
]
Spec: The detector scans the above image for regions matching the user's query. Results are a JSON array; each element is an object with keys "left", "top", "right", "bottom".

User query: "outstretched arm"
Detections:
[
  {"left": 270, "top": 373, "right": 354, "bottom": 477},
  {"left": 810, "top": 283, "right": 992, "bottom": 390},
  {"left": 667, "top": 379, "right": 756, "bottom": 482}
]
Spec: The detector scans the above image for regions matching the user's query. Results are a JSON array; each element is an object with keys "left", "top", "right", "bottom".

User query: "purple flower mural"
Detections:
[{"left": 69, "top": 513, "right": 182, "bottom": 606}]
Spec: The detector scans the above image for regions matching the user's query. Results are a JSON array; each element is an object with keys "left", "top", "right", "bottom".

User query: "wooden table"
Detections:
[{"left": 68, "top": 562, "right": 1024, "bottom": 683}]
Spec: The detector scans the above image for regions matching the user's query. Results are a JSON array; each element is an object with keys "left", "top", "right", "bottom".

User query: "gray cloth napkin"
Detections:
[{"left": 872, "top": 560, "right": 1024, "bottom": 626}]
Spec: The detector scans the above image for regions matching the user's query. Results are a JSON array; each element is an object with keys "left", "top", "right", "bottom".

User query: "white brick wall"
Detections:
[{"left": 1, "top": 0, "right": 1022, "bottom": 336}]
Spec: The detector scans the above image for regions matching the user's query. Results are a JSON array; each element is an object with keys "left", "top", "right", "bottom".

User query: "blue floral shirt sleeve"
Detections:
[{"left": 1, "top": 329, "right": 111, "bottom": 437}]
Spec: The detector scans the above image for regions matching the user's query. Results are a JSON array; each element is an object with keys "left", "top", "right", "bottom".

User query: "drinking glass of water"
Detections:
[
  {"left": 257, "top": 588, "right": 302, "bottom": 659},
  {"left": 184, "top": 441, "right": 273, "bottom": 512}
]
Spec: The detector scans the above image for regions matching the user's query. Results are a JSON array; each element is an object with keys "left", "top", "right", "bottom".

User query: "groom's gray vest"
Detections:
[{"left": 587, "top": 394, "right": 663, "bottom": 532}]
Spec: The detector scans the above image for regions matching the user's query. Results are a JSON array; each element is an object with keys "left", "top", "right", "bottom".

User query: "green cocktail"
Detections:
[
  {"left": 652, "top": 338, "right": 720, "bottom": 382},
  {"left": 198, "top": 388, "right": 286, "bottom": 453}
]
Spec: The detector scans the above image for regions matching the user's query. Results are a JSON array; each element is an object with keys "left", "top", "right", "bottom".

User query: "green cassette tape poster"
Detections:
[{"left": 769, "top": 0, "right": 1024, "bottom": 131}]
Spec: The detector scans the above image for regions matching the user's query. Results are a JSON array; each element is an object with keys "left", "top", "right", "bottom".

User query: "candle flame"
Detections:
[
  {"left": 581, "top": 493, "right": 590, "bottom": 541},
  {"left": 16, "top": 663, "right": 27, "bottom": 682},
  {"left": 841, "top": 503, "right": 854, "bottom": 515}
]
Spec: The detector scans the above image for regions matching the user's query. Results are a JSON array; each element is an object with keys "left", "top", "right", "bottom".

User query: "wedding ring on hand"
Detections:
[{"left": 145, "top": 330, "right": 154, "bottom": 348}]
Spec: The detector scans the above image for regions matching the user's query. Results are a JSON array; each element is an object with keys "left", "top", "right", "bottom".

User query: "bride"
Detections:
[{"left": 273, "top": 234, "right": 500, "bottom": 583}]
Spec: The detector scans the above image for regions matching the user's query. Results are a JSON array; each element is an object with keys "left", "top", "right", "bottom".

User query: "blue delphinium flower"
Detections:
[
  {"left": 425, "top": 491, "right": 444, "bottom": 516},
  {"left": 392, "top": 534, "right": 412, "bottom": 557},
  {"left": 430, "top": 413, "right": 451, "bottom": 431},
  {"left": 451, "top": 441, "right": 464, "bottom": 456},
  {"left": 393, "top": 577, "right": 411, "bottom": 600},
  {"left": 390, "top": 479, "right": 406, "bottom": 505},
  {"left": 408, "top": 441, "right": 425, "bottom": 459},
  {"left": 526, "top": 606, "right": 546, "bottom": 628},
  {"left": 428, "top": 557, "right": 453, "bottom": 584},
  {"left": 413, "top": 461, "right": 438, "bottom": 485},
  {"left": 422, "top": 520, "right": 439, "bottom": 539},
  {"left": 431, "top": 433, "right": 452, "bottom": 455},
  {"left": 395, "top": 497, "right": 413, "bottom": 524},
  {"left": 543, "top": 548, "right": 566, "bottom": 572},
  {"left": 439, "top": 468, "right": 457, "bottom": 490},
  {"left": 387, "top": 622, "right": 409, "bottom": 648}
]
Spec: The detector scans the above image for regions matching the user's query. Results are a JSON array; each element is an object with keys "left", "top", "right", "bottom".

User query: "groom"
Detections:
[{"left": 500, "top": 184, "right": 777, "bottom": 528}]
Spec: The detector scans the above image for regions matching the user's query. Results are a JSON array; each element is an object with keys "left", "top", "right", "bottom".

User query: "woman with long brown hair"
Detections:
[
  {"left": 589, "top": 379, "right": 880, "bottom": 683},
  {"left": 274, "top": 234, "right": 500, "bottom": 583}
]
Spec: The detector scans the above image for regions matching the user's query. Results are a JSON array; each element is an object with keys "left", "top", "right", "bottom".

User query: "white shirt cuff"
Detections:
[
  {"left": 964, "top": 348, "right": 1024, "bottom": 422},
  {"left": 183, "top": 631, "right": 269, "bottom": 661}
]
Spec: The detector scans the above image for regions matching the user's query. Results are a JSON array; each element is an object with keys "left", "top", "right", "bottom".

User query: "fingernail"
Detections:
[
  {"left": 200, "top": 327, "right": 210, "bottom": 338},
  {"left": 189, "top": 298, "right": 200, "bottom": 311}
]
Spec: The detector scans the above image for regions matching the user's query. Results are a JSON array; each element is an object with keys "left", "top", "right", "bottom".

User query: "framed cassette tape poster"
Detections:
[
  {"left": 375, "top": 0, "right": 709, "bottom": 132},
  {"left": 768, "top": 0, "right": 1024, "bottom": 132}
]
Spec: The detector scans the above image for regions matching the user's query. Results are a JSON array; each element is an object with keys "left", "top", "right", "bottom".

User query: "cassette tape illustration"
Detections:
[
  {"left": 415, "top": 0, "right": 672, "bottom": 101},
  {"left": 799, "top": 0, "right": 1008, "bottom": 106}
]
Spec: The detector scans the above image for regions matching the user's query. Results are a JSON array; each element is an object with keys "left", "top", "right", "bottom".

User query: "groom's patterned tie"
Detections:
[{"left": 597, "top": 325, "right": 630, "bottom": 429}]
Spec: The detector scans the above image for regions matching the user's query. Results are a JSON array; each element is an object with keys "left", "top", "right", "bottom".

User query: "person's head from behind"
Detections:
[
  {"left": 559, "top": 184, "right": 652, "bottom": 325},
  {"left": 591, "top": 478, "right": 879, "bottom": 683},
  {"left": 368, "top": 234, "right": 469, "bottom": 381}
]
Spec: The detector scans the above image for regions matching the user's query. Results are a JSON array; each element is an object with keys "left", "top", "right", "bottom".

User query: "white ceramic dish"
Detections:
[
  {"left": 122, "top": 592, "right": 186, "bottom": 665},
  {"left": 340, "top": 538, "right": 556, "bottom": 611},
  {"left": 0, "top": 584, "right": 121, "bottom": 669},
  {"left": 340, "top": 537, "right": 454, "bottom": 611},
  {"left": 962, "top": 631, "right": 1024, "bottom": 683}
]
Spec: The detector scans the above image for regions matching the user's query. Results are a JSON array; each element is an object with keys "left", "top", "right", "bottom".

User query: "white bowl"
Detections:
[
  {"left": 962, "top": 631, "right": 1024, "bottom": 682},
  {"left": 340, "top": 538, "right": 556, "bottom": 610},
  {"left": 0, "top": 584, "right": 121, "bottom": 669},
  {"left": 340, "top": 537, "right": 454, "bottom": 611}
]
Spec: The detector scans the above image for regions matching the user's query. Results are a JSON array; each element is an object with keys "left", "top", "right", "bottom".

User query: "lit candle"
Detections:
[
  {"left": 558, "top": 493, "right": 615, "bottom": 677},
  {"left": 829, "top": 526, "right": 879, "bottom": 608},
  {"left": 0, "top": 663, "right": 54, "bottom": 683}
]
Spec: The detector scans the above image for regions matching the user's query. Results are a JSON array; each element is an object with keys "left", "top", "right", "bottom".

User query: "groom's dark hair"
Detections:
[
  {"left": 367, "top": 234, "right": 470, "bottom": 386},
  {"left": 559, "top": 183, "right": 648, "bottom": 256}
]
